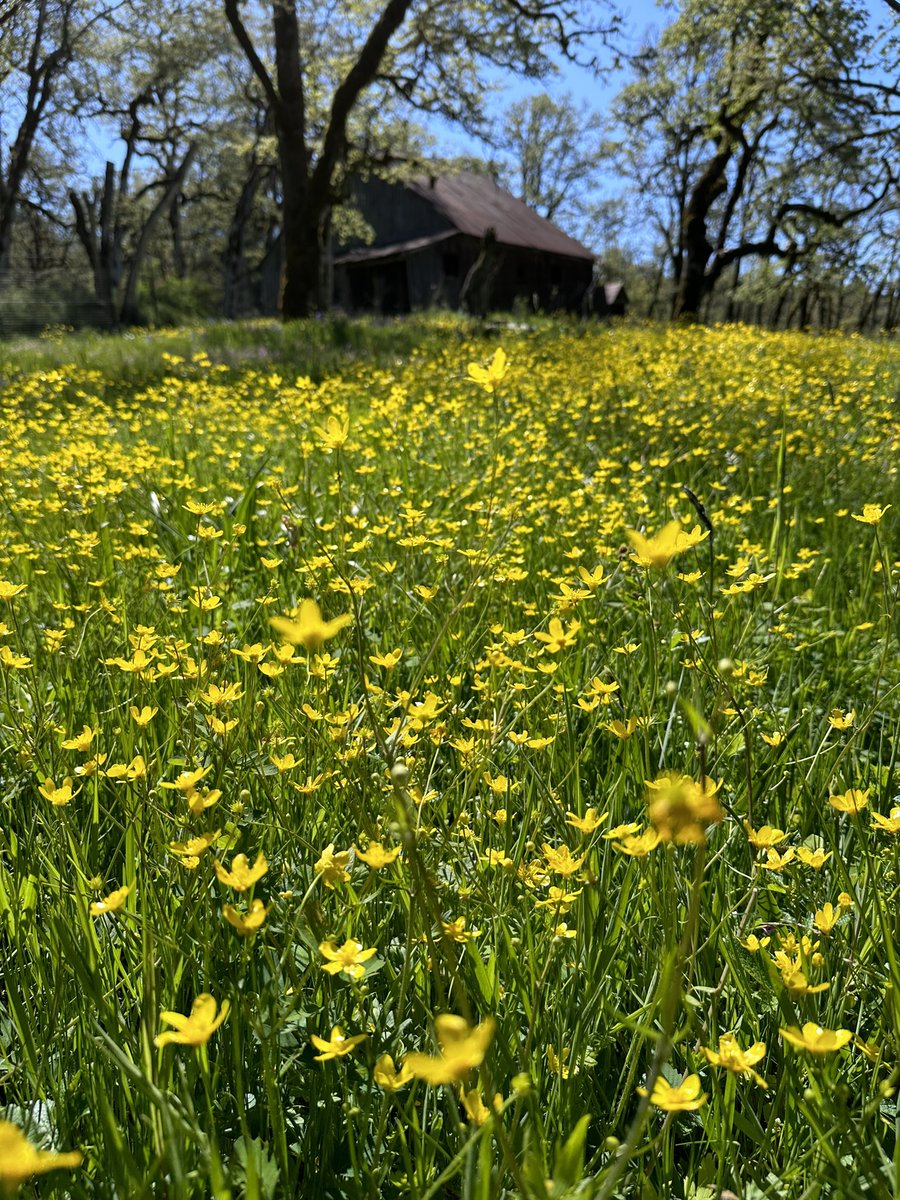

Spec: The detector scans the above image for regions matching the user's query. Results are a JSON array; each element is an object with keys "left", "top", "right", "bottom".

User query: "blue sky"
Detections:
[{"left": 432, "top": 0, "right": 668, "bottom": 159}]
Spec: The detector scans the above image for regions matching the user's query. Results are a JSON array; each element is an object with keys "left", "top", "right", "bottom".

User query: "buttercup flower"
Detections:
[
  {"left": 851, "top": 503, "right": 890, "bottom": 525},
  {"left": 871, "top": 807, "right": 900, "bottom": 833},
  {"left": 319, "top": 937, "right": 377, "bottom": 979},
  {"left": 214, "top": 851, "right": 268, "bottom": 891},
  {"left": 39, "top": 776, "right": 78, "bottom": 806},
  {"left": 374, "top": 1054, "right": 414, "bottom": 1091},
  {"left": 355, "top": 841, "right": 401, "bottom": 868},
  {"left": 647, "top": 773, "right": 723, "bottom": 844},
  {"left": 314, "top": 843, "right": 352, "bottom": 888},
  {"left": 270, "top": 600, "right": 351, "bottom": 651},
  {"left": 639, "top": 1073, "right": 706, "bottom": 1111},
  {"left": 627, "top": 521, "right": 709, "bottom": 568},
  {"left": 781, "top": 1023, "right": 853, "bottom": 1054},
  {"left": 311, "top": 1025, "right": 366, "bottom": 1062},
  {"left": 467, "top": 347, "right": 508, "bottom": 392},
  {"left": 0, "top": 1120, "right": 81, "bottom": 1190},
  {"left": 223, "top": 898, "right": 270, "bottom": 936},
  {"left": 829, "top": 788, "right": 869, "bottom": 814},
  {"left": 155, "top": 994, "right": 230, "bottom": 1047},
  {"left": 404, "top": 1015, "right": 495, "bottom": 1084},
  {"left": 90, "top": 883, "right": 132, "bottom": 916},
  {"left": 702, "top": 1033, "right": 768, "bottom": 1088}
]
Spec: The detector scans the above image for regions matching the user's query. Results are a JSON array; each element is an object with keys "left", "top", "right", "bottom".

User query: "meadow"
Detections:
[{"left": 0, "top": 316, "right": 899, "bottom": 1200}]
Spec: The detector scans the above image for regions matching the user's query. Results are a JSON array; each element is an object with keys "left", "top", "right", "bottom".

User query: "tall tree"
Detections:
[
  {"left": 614, "top": 0, "right": 898, "bottom": 320},
  {"left": 497, "top": 91, "right": 605, "bottom": 235},
  {"left": 0, "top": 0, "right": 127, "bottom": 276},
  {"left": 65, "top": 1, "right": 236, "bottom": 322},
  {"left": 223, "top": 0, "right": 615, "bottom": 319}
]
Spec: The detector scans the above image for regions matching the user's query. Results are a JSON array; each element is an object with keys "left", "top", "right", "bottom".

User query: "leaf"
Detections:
[
  {"left": 233, "top": 1136, "right": 280, "bottom": 1200},
  {"left": 554, "top": 1114, "right": 591, "bottom": 1190}
]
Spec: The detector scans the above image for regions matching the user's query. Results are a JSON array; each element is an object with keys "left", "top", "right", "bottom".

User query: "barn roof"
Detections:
[
  {"left": 406, "top": 173, "right": 595, "bottom": 262},
  {"left": 333, "top": 230, "right": 456, "bottom": 267}
]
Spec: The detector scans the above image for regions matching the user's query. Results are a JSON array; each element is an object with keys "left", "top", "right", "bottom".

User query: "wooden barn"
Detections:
[{"left": 331, "top": 172, "right": 597, "bottom": 315}]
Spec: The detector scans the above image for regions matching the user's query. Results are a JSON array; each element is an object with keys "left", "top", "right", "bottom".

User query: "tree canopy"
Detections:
[{"left": 0, "top": 0, "right": 896, "bottom": 330}]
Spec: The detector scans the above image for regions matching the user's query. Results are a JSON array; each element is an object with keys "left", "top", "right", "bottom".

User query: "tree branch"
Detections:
[
  {"left": 223, "top": 0, "right": 283, "bottom": 118},
  {"left": 312, "top": 0, "right": 415, "bottom": 201}
]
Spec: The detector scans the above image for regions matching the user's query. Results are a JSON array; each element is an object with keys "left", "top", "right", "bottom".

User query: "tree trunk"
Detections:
[
  {"left": 725, "top": 258, "right": 741, "bottom": 322},
  {"left": 223, "top": 159, "right": 265, "bottom": 318},
  {"left": 69, "top": 162, "right": 120, "bottom": 326},
  {"left": 885, "top": 288, "right": 898, "bottom": 332},
  {"left": 279, "top": 147, "right": 322, "bottom": 320},
  {"left": 119, "top": 144, "right": 197, "bottom": 324},
  {"left": 671, "top": 135, "right": 732, "bottom": 321},
  {"left": 169, "top": 195, "right": 186, "bottom": 278}
]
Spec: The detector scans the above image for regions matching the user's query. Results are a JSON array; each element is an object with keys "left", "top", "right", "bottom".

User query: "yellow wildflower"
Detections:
[
  {"left": 542, "top": 843, "right": 586, "bottom": 877},
  {"left": 355, "top": 841, "right": 401, "bottom": 869},
  {"left": 460, "top": 1087, "right": 492, "bottom": 1125},
  {"left": 647, "top": 773, "right": 723, "bottom": 844},
  {"left": 743, "top": 821, "right": 787, "bottom": 848},
  {"left": 467, "top": 347, "right": 509, "bottom": 392},
  {"left": 851, "top": 503, "right": 890, "bottom": 525},
  {"left": 89, "top": 883, "right": 132, "bottom": 916},
  {"left": 534, "top": 617, "right": 580, "bottom": 653},
  {"left": 565, "top": 808, "right": 608, "bottom": 834},
  {"left": 814, "top": 903, "right": 839, "bottom": 934},
  {"left": 702, "top": 1033, "right": 768, "bottom": 1088},
  {"left": 214, "top": 852, "right": 268, "bottom": 891},
  {"left": 62, "top": 724, "right": 96, "bottom": 751},
  {"left": 829, "top": 788, "right": 869, "bottom": 814},
  {"left": 311, "top": 1025, "right": 366, "bottom": 1061},
  {"left": 871, "top": 807, "right": 900, "bottom": 833},
  {"left": 314, "top": 843, "right": 352, "bottom": 888},
  {"left": 270, "top": 599, "right": 351, "bottom": 651},
  {"left": 0, "top": 1120, "right": 81, "bottom": 1189},
  {"left": 627, "top": 521, "right": 708, "bottom": 568},
  {"left": 223, "top": 899, "right": 270, "bottom": 936},
  {"left": 319, "top": 938, "right": 377, "bottom": 979},
  {"left": 374, "top": 1054, "right": 414, "bottom": 1091},
  {"left": 0, "top": 580, "right": 27, "bottom": 602},
  {"left": 313, "top": 413, "right": 350, "bottom": 451},
  {"left": 155, "top": 994, "right": 230, "bottom": 1047},
  {"left": 39, "top": 776, "right": 78, "bottom": 806},
  {"left": 130, "top": 704, "right": 158, "bottom": 726},
  {"left": 614, "top": 828, "right": 662, "bottom": 857},
  {"left": 796, "top": 846, "right": 832, "bottom": 868},
  {"left": 639, "top": 1073, "right": 706, "bottom": 1111},
  {"left": 404, "top": 1015, "right": 495, "bottom": 1084},
  {"left": 168, "top": 830, "right": 219, "bottom": 857},
  {"left": 780, "top": 1023, "right": 853, "bottom": 1054}
]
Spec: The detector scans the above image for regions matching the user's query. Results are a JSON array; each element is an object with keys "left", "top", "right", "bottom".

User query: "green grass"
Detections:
[{"left": 0, "top": 317, "right": 899, "bottom": 1199}]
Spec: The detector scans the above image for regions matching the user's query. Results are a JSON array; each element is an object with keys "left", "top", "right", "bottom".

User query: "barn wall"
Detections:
[{"left": 334, "top": 238, "right": 593, "bottom": 315}]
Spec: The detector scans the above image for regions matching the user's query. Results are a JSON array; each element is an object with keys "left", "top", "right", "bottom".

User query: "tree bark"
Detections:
[
  {"left": 223, "top": 159, "right": 266, "bottom": 318},
  {"left": 671, "top": 134, "right": 733, "bottom": 321},
  {"left": 70, "top": 162, "right": 120, "bottom": 326},
  {"left": 119, "top": 144, "right": 197, "bottom": 324}
]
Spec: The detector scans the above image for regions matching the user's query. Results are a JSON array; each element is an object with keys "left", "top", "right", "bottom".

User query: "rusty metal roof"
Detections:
[{"left": 405, "top": 173, "right": 595, "bottom": 262}]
